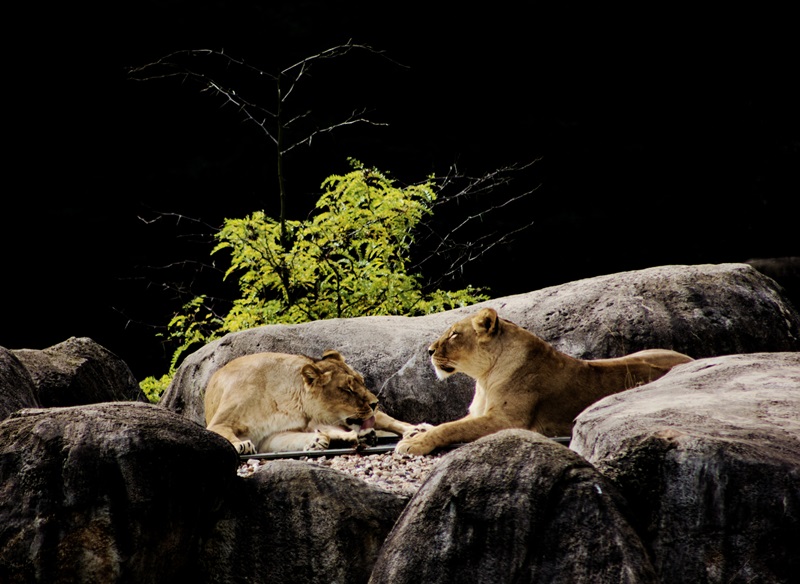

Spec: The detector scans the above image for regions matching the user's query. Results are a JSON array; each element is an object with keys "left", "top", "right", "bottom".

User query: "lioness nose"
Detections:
[
  {"left": 370, "top": 401, "right": 378, "bottom": 412},
  {"left": 428, "top": 348, "right": 435, "bottom": 356}
]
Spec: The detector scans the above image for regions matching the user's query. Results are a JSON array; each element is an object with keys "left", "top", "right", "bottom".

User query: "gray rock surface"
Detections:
[
  {"left": 369, "top": 430, "right": 658, "bottom": 584},
  {"left": 202, "top": 460, "right": 408, "bottom": 584},
  {"left": 12, "top": 336, "right": 147, "bottom": 408},
  {"left": 0, "top": 402, "right": 237, "bottom": 583},
  {"left": 746, "top": 256, "right": 799, "bottom": 310},
  {"left": 0, "top": 347, "right": 40, "bottom": 420},
  {"left": 572, "top": 352, "right": 800, "bottom": 584}
]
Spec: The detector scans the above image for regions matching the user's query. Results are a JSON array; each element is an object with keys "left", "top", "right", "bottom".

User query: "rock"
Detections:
[
  {"left": 745, "top": 256, "right": 800, "bottom": 311},
  {"left": 369, "top": 430, "right": 658, "bottom": 584},
  {"left": 571, "top": 352, "right": 800, "bottom": 584},
  {"left": 12, "top": 336, "right": 147, "bottom": 407},
  {"left": 202, "top": 460, "right": 408, "bottom": 584},
  {"left": 512, "top": 262, "right": 800, "bottom": 360},
  {"left": 162, "top": 263, "right": 800, "bottom": 428},
  {"left": 0, "top": 402, "right": 237, "bottom": 583},
  {"left": 0, "top": 347, "right": 40, "bottom": 421}
]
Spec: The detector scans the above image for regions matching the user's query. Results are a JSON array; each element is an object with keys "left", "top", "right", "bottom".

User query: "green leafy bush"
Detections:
[
  {"left": 151, "top": 159, "right": 488, "bottom": 397},
  {"left": 139, "top": 374, "right": 172, "bottom": 404}
]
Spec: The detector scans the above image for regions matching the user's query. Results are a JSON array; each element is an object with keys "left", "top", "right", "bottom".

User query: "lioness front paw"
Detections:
[
  {"left": 357, "top": 428, "right": 378, "bottom": 447},
  {"left": 401, "top": 423, "right": 434, "bottom": 440},
  {"left": 395, "top": 433, "right": 436, "bottom": 456},
  {"left": 307, "top": 430, "right": 331, "bottom": 451},
  {"left": 235, "top": 440, "right": 257, "bottom": 455}
]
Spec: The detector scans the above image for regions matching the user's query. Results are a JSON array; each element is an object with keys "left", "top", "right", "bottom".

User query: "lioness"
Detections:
[
  {"left": 205, "top": 350, "right": 428, "bottom": 454},
  {"left": 396, "top": 307, "right": 694, "bottom": 455}
]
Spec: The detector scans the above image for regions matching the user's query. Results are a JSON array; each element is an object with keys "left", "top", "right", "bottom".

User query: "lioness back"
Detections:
[{"left": 204, "top": 352, "right": 307, "bottom": 426}]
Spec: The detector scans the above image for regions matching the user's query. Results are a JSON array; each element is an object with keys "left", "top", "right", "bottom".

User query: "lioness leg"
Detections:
[
  {"left": 395, "top": 414, "right": 512, "bottom": 455},
  {"left": 375, "top": 410, "right": 433, "bottom": 438},
  {"left": 260, "top": 427, "right": 381, "bottom": 453},
  {"left": 259, "top": 430, "right": 333, "bottom": 452},
  {"left": 206, "top": 424, "right": 257, "bottom": 455}
]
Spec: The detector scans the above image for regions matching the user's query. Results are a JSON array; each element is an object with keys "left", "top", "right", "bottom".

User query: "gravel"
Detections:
[{"left": 238, "top": 449, "right": 450, "bottom": 497}]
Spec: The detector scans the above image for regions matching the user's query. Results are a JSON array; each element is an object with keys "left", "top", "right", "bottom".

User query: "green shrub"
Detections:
[
  {"left": 139, "top": 373, "right": 172, "bottom": 404},
  {"left": 162, "top": 159, "right": 489, "bottom": 378}
]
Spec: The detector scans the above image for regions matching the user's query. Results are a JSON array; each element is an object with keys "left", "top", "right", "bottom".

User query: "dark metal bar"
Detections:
[
  {"left": 240, "top": 436, "right": 572, "bottom": 461},
  {"left": 241, "top": 443, "right": 399, "bottom": 461}
]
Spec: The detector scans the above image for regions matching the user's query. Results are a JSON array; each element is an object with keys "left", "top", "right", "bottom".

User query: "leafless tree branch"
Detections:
[
  {"left": 411, "top": 159, "right": 542, "bottom": 287},
  {"left": 129, "top": 41, "right": 402, "bottom": 243},
  {"left": 129, "top": 42, "right": 399, "bottom": 155}
]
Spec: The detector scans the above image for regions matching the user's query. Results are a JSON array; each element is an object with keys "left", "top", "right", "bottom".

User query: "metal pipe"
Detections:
[{"left": 240, "top": 436, "right": 571, "bottom": 461}]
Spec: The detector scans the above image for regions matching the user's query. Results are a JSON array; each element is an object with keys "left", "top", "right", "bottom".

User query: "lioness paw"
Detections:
[
  {"left": 235, "top": 440, "right": 257, "bottom": 455},
  {"left": 357, "top": 428, "right": 378, "bottom": 447},
  {"left": 395, "top": 434, "right": 436, "bottom": 456},
  {"left": 308, "top": 430, "right": 331, "bottom": 451},
  {"left": 402, "top": 423, "right": 434, "bottom": 440}
]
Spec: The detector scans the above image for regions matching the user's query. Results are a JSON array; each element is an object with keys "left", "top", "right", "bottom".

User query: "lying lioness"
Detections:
[
  {"left": 205, "top": 350, "right": 427, "bottom": 454},
  {"left": 396, "top": 307, "right": 694, "bottom": 455}
]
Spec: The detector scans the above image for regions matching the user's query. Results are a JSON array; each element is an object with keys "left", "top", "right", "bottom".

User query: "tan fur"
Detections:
[
  {"left": 395, "top": 307, "right": 694, "bottom": 455},
  {"left": 205, "top": 350, "right": 426, "bottom": 454}
]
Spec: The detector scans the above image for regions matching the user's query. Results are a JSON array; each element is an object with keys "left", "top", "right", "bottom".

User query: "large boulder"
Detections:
[
  {"left": 162, "top": 263, "right": 800, "bottom": 427},
  {"left": 201, "top": 460, "right": 408, "bottom": 584},
  {"left": 516, "top": 262, "right": 799, "bottom": 360},
  {"left": 0, "top": 402, "right": 237, "bottom": 583},
  {"left": 11, "top": 337, "right": 147, "bottom": 407},
  {"left": 369, "top": 430, "right": 658, "bottom": 584},
  {"left": 571, "top": 352, "right": 800, "bottom": 584},
  {"left": 0, "top": 347, "right": 40, "bottom": 421}
]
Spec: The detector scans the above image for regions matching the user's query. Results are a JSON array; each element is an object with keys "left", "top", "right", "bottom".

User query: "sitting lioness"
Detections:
[
  {"left": 205, "top": 350, "right": 428, "bottom": 454},
  {"left": 396, "top": 307, "right": 693, "bottom": 455}
]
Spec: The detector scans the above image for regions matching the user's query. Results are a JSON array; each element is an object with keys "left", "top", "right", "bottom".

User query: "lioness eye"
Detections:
[{"left": 448, "top": 331, "right": 459, "bottom": 340}]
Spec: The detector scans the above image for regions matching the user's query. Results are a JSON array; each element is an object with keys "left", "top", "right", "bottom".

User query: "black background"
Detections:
[{"left": 4, "top": 2, "right": 798, "bottom": 380}]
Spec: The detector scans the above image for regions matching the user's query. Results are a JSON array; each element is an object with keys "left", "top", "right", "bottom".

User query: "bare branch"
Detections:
[
  {"left": 130, "top": 49, "right": 280, "bottom": 143},
  {"left": 129, "top": 48, "right": 279, "bottom": 85},
  {"left": 136, "top": 210, "right": 220, "bottom": 231},
  {"left": 410, "top": 159, "right": 542, "bottom": 288},
  {"left": 280, "top": 39, "right": 401, "bottom": 78},
  {"left": 281, "top": 109, "right": 389, "bottom": 155},
  {"left": 129, "top": 43, "right": 400, "bottom": 178}
]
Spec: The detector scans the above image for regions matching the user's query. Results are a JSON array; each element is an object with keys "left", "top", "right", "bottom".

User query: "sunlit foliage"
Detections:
[{"left": 155, "top": 159, "right": 488, "bottom": 389}]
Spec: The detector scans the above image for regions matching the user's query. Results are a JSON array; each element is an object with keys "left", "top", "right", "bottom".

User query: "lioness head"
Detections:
[
  {"left": 428, "top": 307, "right": 502, "bottom": 380},
  {"left": 301, "top": 350, "right": 379, "bottom": 432}
]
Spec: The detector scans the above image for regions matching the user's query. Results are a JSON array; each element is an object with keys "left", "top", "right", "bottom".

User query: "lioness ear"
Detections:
[
  {"left": 301, "top": 364, "right": 333, "bottom": 389},
  {"left": 301, "top": 364, "right": 320, "bottom": 387},
  {"left": 472, "top": 307, "right": 499, "bottom": 337},
  {"left": 321, "top": 350, "right": 344, "bottom": 362}
]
